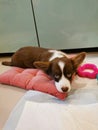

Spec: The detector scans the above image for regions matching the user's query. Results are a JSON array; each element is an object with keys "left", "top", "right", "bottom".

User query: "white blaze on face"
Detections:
[{"left": 55, "top": 61, "right": 71, "bottom": 93}]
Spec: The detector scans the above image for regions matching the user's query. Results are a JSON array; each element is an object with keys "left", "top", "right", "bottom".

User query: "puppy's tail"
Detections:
[{"left": 2, "top": 61, "right": 12, "bottom": 66}]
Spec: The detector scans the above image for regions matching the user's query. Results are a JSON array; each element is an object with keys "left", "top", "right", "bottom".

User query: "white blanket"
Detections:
[{"left": 15, "top": 101, "right": 98, "bottom": 130}]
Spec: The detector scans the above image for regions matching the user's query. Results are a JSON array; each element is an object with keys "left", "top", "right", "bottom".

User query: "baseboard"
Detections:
[
  {"left": 0, "top": 52, "right": 14, "bottom": 57},
  {"left": 0, "top": 47, "right": 97, "bottom": 57},
  {"left": 61, "top": 47, "right": 98, "bottom": 53}
]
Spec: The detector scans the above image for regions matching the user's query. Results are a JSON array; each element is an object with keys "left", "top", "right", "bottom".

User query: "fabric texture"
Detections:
[
  {"left": 15, "top": 101, "right": 98, "bottom": 130},
  {"left": 0, "top": 67, "right": 67, "bottom": 100}
]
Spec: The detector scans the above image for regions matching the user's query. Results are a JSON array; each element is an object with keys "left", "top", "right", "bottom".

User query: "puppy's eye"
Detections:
[
  {"left": 54, "top": 74, "right": 60, "bottom": 79},
  {"left": 67, "top": 73, "right": 72, "bottom": 78}
]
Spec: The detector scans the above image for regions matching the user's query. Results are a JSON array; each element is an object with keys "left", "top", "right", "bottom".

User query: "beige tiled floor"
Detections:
[{"left": 0, "top": 57, "right": 26, "bottom": 130}]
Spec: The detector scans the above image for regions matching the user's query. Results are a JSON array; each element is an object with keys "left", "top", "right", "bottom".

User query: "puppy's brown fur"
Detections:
[{"left": 2, "top": 46, "right": 86, "bottom": 92}]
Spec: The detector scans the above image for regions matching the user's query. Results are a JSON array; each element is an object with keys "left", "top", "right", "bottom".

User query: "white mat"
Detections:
[{"left": 15, "top": 101, "right": 98, "bottom": 130}]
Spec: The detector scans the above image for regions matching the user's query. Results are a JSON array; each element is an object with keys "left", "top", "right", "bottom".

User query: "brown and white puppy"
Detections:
[{"left": 2, "top": 46, "right": 86, "bottom": 93}]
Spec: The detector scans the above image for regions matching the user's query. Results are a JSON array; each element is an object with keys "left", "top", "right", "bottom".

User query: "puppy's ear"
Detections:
[
  {"left": 33, "top": 61, "right": 50, "bottom": 72},
  {"left": 71, "top": 52, "right": 86, "bottom": 70}
]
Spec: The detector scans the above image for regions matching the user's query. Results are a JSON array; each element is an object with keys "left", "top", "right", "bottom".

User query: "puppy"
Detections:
[{"left": 2, "top": 46, "right": 86, "bottom": 93}]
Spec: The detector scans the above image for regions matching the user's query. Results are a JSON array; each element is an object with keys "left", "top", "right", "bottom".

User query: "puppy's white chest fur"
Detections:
[{"left": 48, "top": 50, "right": 68, "bottom": 61}]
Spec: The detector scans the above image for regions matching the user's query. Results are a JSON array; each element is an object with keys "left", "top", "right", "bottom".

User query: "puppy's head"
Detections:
[{"left": 33, "top": 52, "right": 86, "bottom": 93}]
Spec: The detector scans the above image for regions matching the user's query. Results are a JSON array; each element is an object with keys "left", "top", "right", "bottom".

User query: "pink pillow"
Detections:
[{"left": 0, "top": 67, "right": 67, "bottom": 100}]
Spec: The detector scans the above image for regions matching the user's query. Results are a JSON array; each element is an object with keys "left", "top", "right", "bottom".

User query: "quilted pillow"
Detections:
[{"left": 0, "top": 67, "right": 67, "bottom": 100}]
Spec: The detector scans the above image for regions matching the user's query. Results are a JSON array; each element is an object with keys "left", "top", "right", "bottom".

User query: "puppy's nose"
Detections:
[{"left": 61, "top": 87, "right": 69, "bottom": 92}]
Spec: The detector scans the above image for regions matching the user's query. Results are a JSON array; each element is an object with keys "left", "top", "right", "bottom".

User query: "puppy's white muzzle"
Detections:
[{"left": 55, "top": 76, "right": 71, "bottom": 93}]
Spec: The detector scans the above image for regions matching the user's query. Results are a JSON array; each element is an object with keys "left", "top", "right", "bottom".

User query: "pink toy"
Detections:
[{"left": 77, "top": 63, "right": 98, "bottom": 79}]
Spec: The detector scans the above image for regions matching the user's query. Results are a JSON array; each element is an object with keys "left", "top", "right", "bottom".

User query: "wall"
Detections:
[
  {"left": 0, "top": 0, "right": 98, "bottom": 53},
  {"left": 0, "top": 0, "right": 37, "bottom": 53},
  {"left": 33, "top": 0, "right": 98, "bottom": 49}
]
